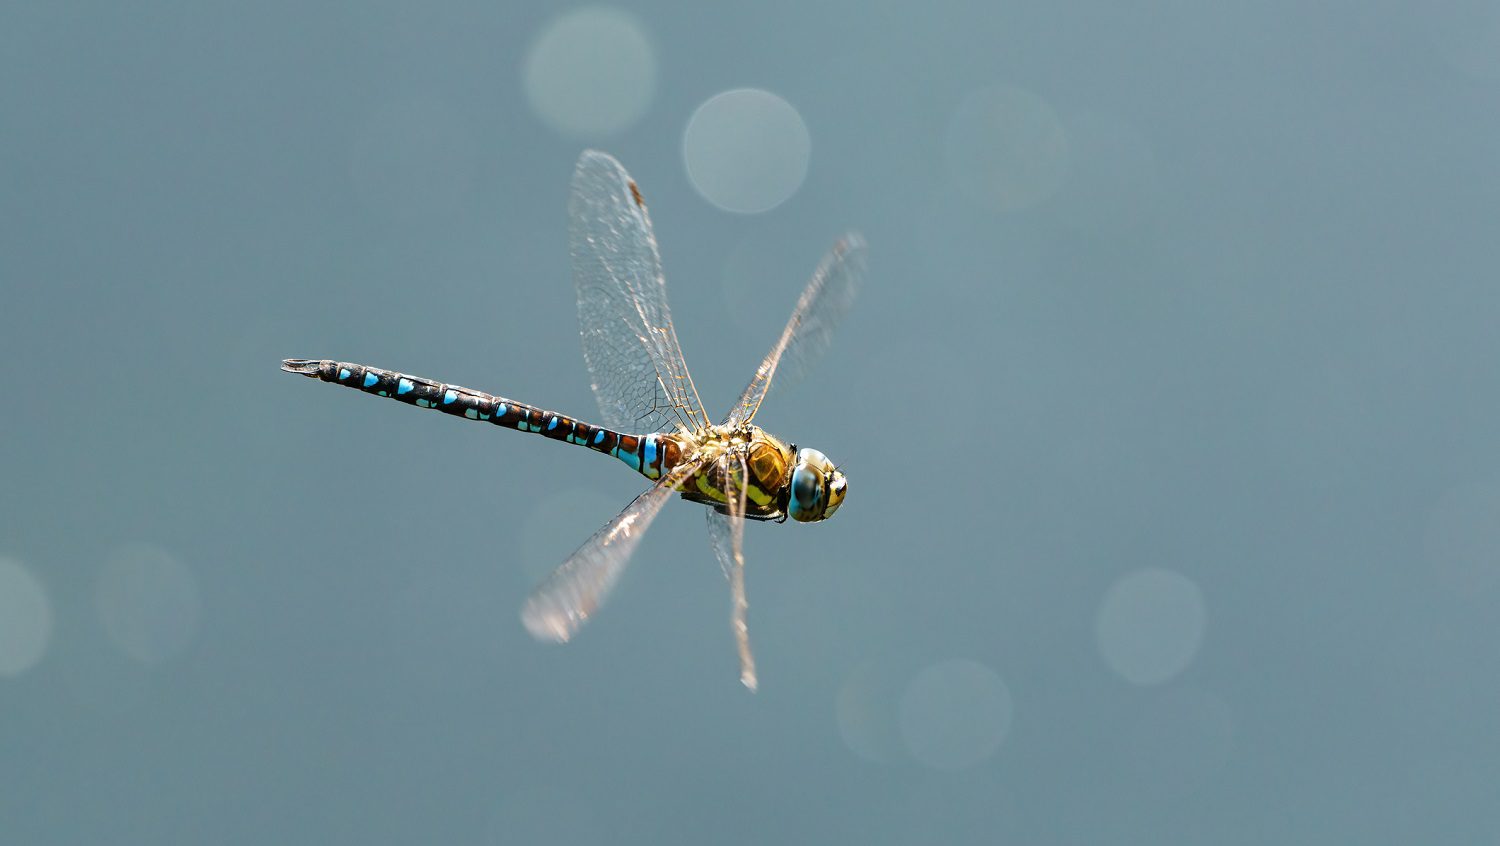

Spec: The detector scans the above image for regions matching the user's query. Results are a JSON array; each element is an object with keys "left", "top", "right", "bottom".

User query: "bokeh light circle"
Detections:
[
  {"left": 683, "top": 88, "right": 811, "bottom": 214},
  {"left": 0, "top": 557, "right": 53, "bottom": 677},
  {"left": 898, "top": 658, "right": 1013, "bottom": 770},
  {"left": 523, "top": 7, "right": 656, "bottom": 137},
  {"left": 1096, "top": 568, "right": 1206, "bottom": 685},
  {"left": 945, "top": 84, "right": 1070, "bottom": 212},
  {"left": 96, "top": 543, "right": 201, "bottom": 665}
]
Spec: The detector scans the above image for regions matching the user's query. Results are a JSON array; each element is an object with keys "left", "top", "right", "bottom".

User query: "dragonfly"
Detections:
[{"left": 282, "top": 150, "right": 863, "bottom": 690}]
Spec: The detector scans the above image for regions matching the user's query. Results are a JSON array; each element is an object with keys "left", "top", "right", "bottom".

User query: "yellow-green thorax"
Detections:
[
  {"left": 660, "top": 425, "right": 795, "bottom": 521},
  {"left": 659, "top": 425, "right": 846, "bottom": 523}
]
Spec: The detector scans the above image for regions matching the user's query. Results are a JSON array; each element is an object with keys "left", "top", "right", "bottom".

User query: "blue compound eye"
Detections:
[
  {"left": 789, "top": 465, "right": 825, "bottom": 521},
  {"left": 793, "top": 469, "right": 818, "bottom": 505}
]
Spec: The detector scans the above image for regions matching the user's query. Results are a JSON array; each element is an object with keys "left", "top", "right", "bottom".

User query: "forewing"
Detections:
[
  {"left": 705, "top": 451, "right": 758, "bottom": 691},
  {"left": 521, "top": 461, "right": 699, "bottom": 643},
  {"left": 571, "top": 151, "right": 708, "bottom": 434},
  {"left": 723, "top": 233, "right": 866, "bottom": 426}
]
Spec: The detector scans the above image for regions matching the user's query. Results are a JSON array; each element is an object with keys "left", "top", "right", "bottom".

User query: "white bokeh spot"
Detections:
[
  {"left": 0, "top": 557, "right": 53, "bottom": 677},
  {"left": 1096, "top": 568, "right": 1206, "bottom": 685},
  {"left": 683, "top": 88, "right": 811, "bottom": 214},
  {"left": 945, "top": 83, "right": 1070, "bottom": 213},
  {"left": 898, "top": 658, "right": 1013, "bottom": 770},
  {"left": 524, "top": 7, "right": 656, "bottom": 138},
  {"left": 96, "top": 543, "right": 202, "bottom": 665}
]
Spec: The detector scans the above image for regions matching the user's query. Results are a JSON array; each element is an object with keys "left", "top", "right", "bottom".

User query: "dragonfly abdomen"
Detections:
[{"left": 280, "top": 359, "right": 679, "bottom": 479}]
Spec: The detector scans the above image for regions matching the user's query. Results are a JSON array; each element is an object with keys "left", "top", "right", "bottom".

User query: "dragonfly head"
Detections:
[{"left": 787, "top": 447, "right": 847, "bottom": 523}]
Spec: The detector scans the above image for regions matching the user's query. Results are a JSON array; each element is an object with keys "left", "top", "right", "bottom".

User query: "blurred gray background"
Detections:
[{"left": 4, "top": 1, "right": 1500, "bottom": 843}]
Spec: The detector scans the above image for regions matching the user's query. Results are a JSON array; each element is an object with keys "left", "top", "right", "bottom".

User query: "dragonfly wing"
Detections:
[
  {"left": 571, "top": 151, "right": 709, "bottom": 434},
  {"left": 521, "top": 461, "right": 699, "bottom": 643},
  {"left": 706, "top": 451, "right": 758, "bottom": 691},
  {"left": 723, "top": 233, "right": 866, "bottom": 426}
]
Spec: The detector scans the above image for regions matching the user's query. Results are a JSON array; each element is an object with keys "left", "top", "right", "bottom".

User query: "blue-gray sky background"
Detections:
[{"left": 5, "top": 1, "right": 1500, "bottom": 843}]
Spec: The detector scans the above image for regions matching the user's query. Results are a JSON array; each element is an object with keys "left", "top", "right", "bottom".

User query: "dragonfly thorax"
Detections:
[{"left": 664, "top": 425, "right": 846, "bottom": 523}]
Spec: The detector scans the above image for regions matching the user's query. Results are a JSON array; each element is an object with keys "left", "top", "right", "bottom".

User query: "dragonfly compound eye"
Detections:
[{"left": 789, "top": 463, "right": 826, "bottom": 522}]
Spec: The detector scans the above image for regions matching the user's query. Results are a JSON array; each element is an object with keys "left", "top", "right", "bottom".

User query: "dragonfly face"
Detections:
[{"left": 787, "top": 447, "right": 847, "bottom": 523}]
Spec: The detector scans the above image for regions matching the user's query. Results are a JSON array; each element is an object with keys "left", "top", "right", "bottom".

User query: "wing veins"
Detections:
[
  {"left": 521, "top": 459, "right": 702, "bottom": 643},
  {"left": 724, "top": 234, "right": 866, "bottom": 426}
]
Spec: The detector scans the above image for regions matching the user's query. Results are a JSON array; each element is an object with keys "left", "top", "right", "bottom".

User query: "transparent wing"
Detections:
[
  {"left": 521, "top": 460, "right": 701, "bottom": 643},
  {"left": 723, "top": 233, "right": 866, "bottom": 426},
  {"left": 571, "top": 150, "right": 709, "bottom": 434},
  {"left": 706, "top": 451, "right": 758, "bottom": 691}
]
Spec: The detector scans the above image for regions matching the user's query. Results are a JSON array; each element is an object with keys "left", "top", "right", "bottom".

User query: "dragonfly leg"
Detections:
[
  {"left": 726, "top": 451, "right": 757, "bottom": 691},
  {"left": 706, "top": 450, "right": 758, "bottom": 691},
  {"left": 731, "top": 546, "right": 757, "bottom": 691}
]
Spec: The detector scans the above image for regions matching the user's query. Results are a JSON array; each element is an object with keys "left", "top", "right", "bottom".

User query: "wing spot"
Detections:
[{"left": 628, "top": 181, "right": 645, "bottom": 208}]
